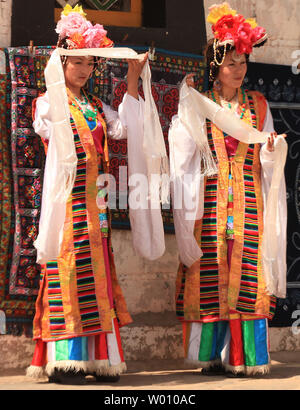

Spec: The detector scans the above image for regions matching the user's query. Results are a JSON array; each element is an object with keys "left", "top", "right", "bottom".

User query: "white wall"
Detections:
[
  {"left": 0, "top": 0, "right": 12, "bottom": 47},
  {"left": 204, "top": 0, "right": 300, "bottom": 66}
]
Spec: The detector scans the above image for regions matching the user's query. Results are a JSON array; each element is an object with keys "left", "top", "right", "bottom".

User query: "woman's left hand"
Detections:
[
  {"left": 186, "top": 73, "right": 196, "bottom": 88},
  {"left": 127, "top": 52, "right": 148, "bottom": 99},
  {"left": 266, "top": 132, "right": 287, "bottom": 152}
]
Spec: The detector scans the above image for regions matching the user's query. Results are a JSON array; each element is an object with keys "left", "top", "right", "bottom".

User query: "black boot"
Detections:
[
  {"left": 48, "top": 369, "right": 87, "bottom": 385},
  {"left": 93, "top": 373, "right": 120, "bottom": 383},
  {"left": 200, "top": 364, "right": 226, "bottom": 376},
  {"left": 225, "top": 371, "right": 245, "bottom": 378}
]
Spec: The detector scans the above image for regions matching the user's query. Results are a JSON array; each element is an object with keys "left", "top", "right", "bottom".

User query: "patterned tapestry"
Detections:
[
  {"left": 0, "top": 46, "right": 205, "bottom": 335},
  {"left": 0, "top": 47, "right": 53, "bottom": 335},
  {"left": 246, "top": 62, "right": 300, "bottom": 328},
  {"left": 0, "top": 50, "right": 14, "bottom": 334}
]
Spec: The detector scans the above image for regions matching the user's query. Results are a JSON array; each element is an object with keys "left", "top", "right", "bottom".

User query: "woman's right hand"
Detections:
[
  {"left": 266, "top": 132, "right": 287, "bottom": 152},
  {"left": 127, "top": 52, "right": 148, "bottom": 99}
]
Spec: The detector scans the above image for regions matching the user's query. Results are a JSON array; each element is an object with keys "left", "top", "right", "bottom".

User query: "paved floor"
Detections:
[{"left": 0, "top": 352, "right": 299, "bottom": 390}]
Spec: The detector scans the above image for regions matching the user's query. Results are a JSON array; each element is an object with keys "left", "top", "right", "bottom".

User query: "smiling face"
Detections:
[
  {"left": 63, "top": 56, "right": 95, "bottom": 92},
  {"left": 217, "top": 50, "right": 248, "bottom": 90}
]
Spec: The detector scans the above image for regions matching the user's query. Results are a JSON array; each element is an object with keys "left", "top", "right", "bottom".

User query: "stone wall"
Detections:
[{"left": 0, "top": 0, "right": 12, "bottom": 47}]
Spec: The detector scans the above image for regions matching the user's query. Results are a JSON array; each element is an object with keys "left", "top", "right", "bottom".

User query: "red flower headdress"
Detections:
[{"left": 207, "top": 2, "right": 267, "bottom": 59}]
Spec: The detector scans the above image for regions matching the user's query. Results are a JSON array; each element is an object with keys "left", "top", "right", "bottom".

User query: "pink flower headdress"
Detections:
[
  {"left": 56, "top": 4, "right": 113, "bottom": 49},
  {"left": 207, "top": 2, "right": 267, "bottom": 57}
]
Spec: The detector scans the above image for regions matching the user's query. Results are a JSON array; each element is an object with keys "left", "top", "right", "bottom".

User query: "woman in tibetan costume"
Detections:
[
  {"left": 26, "top": 6, "right": 147, "bottom": 385},
  {"left": 169, "top": 3, "right": 287, "bottom": 377}
]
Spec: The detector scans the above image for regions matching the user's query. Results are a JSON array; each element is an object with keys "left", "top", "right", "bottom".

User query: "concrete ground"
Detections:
[{"left": 0, "top": 352, "right": 299, "bottom": 390}]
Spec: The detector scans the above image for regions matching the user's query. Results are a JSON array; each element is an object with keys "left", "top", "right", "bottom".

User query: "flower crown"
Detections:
[
  {"left": 207, "top": 2, "right": 267, "bottom": 55},
  {"left": 56, "top": 4, "right": 113, "bottom": 49}
]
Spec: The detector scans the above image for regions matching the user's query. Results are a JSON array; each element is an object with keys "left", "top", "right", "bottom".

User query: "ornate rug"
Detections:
[
  {"left": 0, "top": 50, "right": 14, "bottom": 333},
  {"left": 0, "top": 47, "right": 53, "bottom": 335}
]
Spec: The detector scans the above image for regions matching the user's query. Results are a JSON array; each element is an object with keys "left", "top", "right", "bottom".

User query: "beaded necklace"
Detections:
[
  {"left": 73, "top": 92, "right": 98, "bottom": 122},
  {"left": 211, "top": 88, "right": 247, "bottom": 120}
]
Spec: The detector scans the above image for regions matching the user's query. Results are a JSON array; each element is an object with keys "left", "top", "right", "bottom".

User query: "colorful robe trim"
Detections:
[
  {"left": 32, "top": 93, "right": 131, "bottom": 342},
  {"left": 27, "top": 317, "right": 127, "bottom": 377},
  {"left": 183, "top": 318, "right": 270, "bottom": 375}
]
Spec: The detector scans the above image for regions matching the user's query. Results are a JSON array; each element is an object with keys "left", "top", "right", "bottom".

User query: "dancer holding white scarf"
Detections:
[
  {"left": 168, "top": 3, "right": 287, "bottom": 377},
  {"left": 26, "top": 4, "right": 159, "bottom": 385}
]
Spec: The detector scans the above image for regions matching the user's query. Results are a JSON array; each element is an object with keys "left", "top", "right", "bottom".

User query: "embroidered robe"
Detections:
[{"left": 175, "top": 89, "right": 277, "bottom": 323}]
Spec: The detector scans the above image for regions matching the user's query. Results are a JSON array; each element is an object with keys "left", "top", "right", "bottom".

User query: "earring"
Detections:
[
  {"left": 209, "top": 62, "right": 216, "bottom": 83},
  {"left": 213, "top": 79, "right": 222, "bottom": 91}
]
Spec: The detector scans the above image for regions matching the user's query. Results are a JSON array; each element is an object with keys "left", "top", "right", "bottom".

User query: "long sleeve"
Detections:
[
  {"left": 33, "top": 94, "right": 67, "bottom": 264},
  {"left": 168, "top": 115, "right": 204, "bottom": 268},
  {"left": 33, "top": 92, "right": 52, "bottom": 141},
  {"left": 260, "top": 101, "right": 275, "bottom": 161},
  {"left": 118, "top": 92, "right": 165, "bottom": 260},
  {"left": 260, "top": 101, "right": 287, "bottom": 297},
  {"left": 102, "top": 101, "right": 128, "bottom": 140}
]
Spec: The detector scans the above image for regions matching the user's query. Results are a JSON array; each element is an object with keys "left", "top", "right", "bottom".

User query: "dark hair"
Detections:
[
  {"left": 204, "top": 38, "right": 250, "bottom": 89},
  {"left": 57, "top": 36, "right": 100, "bottom": 70}
]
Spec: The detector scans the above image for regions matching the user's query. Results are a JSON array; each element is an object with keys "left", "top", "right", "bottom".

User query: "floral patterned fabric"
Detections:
[
  {"left": 0, "top": 48, "right": 52, "bottom": 335},
  {"left": 0, "top": 52, "right": 15, "bottom": 332}
]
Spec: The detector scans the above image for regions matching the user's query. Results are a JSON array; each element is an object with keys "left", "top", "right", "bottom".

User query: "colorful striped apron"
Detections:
[
  {"left": 28, "top": 95, "right": 128, "bottom": 377},
  {"left": 180, "top": 89, "right": 273, "bottom": 375}
]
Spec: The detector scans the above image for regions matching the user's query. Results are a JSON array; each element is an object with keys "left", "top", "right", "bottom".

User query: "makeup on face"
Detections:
[
  {"left": 63, "top": 56, "right": 95, "bottom": 96},
  {"left": 218, "top": 51, "right": 247, "bottom": 90}
]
